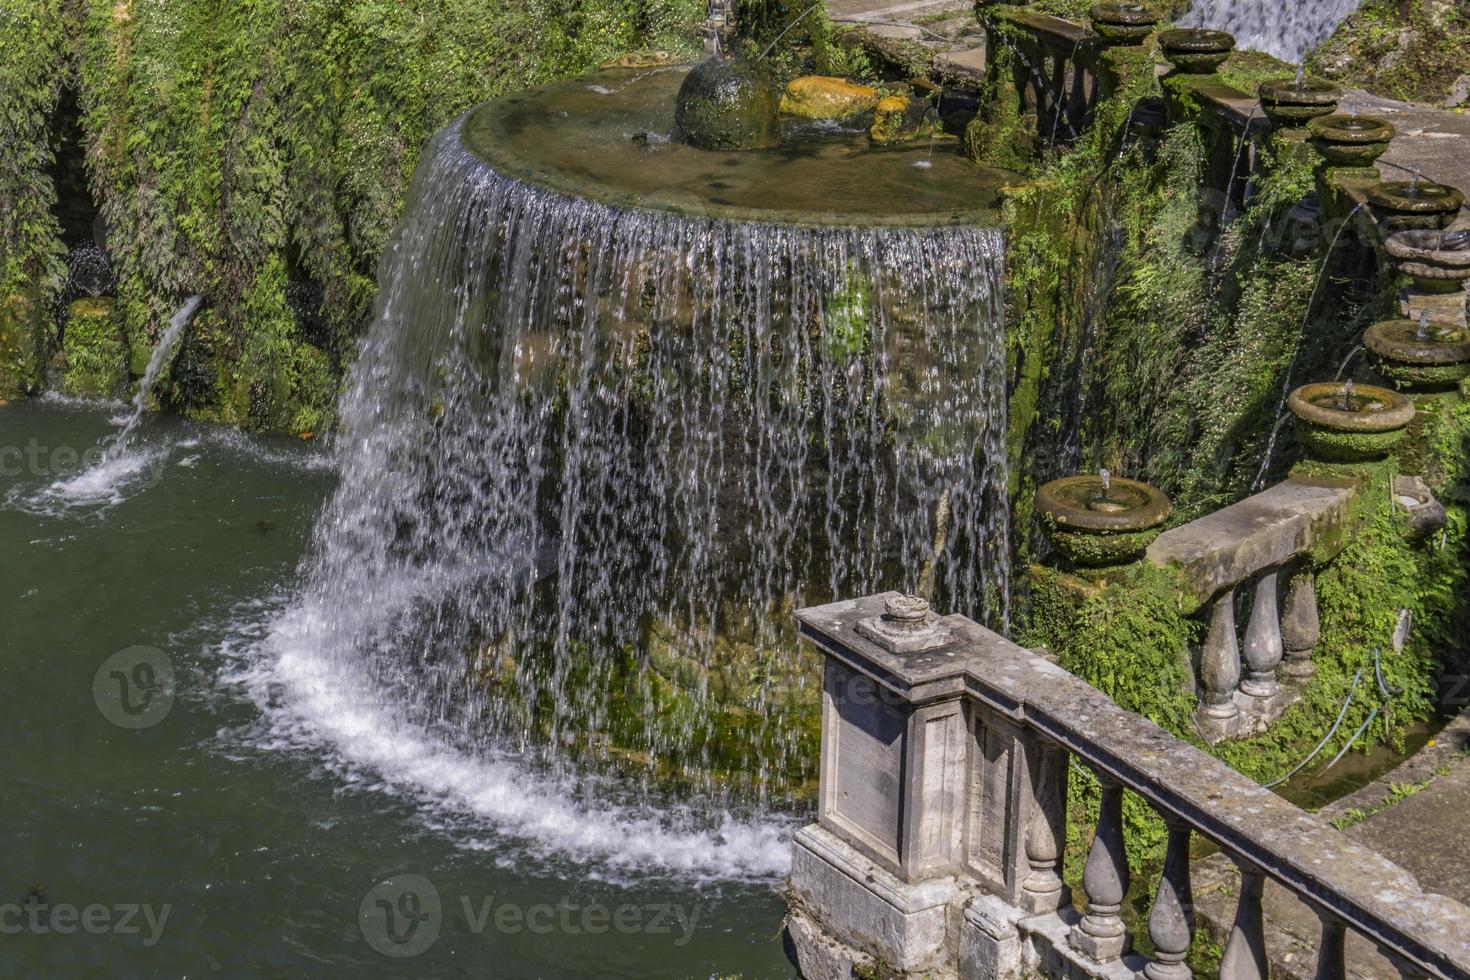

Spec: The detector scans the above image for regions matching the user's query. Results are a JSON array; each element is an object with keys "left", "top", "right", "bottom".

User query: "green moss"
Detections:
[
  {"left": 0, "top": 291, "right": 47, "bottom": 399},
  {"left": 1307, "top": 0, "right": 1470, "bottom": 107},
  {"left": 61, "top": 296, "right": 127, "bottom": 398},
  {"left": 1297, "top": 423, "right": 1408, "bottom": 462}
]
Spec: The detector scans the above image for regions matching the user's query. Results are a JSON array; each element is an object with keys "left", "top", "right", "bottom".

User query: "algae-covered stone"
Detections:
[
  {"left": 869, "top": 94, "right": 933, "bottom": 145},
  {"left": 0, "top": 291, "right": 46, "bottom": 399},
  {"left": 61, "top": 297, "right": 128, "bottom": 399},
  {"left": 779, "top": 75, "right": 879, "bottom": 120},
  {"left": 675, "top": 58, "right": 780, "bottom": 150}
]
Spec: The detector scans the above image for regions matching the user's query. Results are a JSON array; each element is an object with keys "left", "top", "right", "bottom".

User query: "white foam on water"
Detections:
[{"left": 223, "top": 592, "right": 794, "bottom": 884}]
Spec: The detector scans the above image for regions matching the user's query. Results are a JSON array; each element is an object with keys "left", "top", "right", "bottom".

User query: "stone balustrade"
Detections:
[
  {"left": 976, "top": 8, "right": 1100, "bottom": 154},
  {"left": 1143, "top": 475, "right": 1356, "bottom": 743},
  {"left": 783, "top": 591, "right": 1470, "bottom": 980}
]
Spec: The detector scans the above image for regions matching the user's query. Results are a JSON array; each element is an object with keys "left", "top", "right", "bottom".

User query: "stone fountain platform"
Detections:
[{"left": 1192, "top": 709, "right": 1470, "bottom": 979}]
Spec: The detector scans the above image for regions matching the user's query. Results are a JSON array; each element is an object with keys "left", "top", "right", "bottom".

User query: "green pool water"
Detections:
[{"left": 0, "top": 397, "right": 793, "bottom": 977}]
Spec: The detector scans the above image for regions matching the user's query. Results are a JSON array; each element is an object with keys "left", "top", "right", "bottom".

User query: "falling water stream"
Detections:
[
  {"left": 1181, "top": 0, "right": 1364, "bottom": 64},
  {"left": 249, "top": 71, "right": 1012, "bottom": 880}
]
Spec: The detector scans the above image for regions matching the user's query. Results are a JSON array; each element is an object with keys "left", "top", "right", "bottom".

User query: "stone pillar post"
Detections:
[
  {"left": 1197, "top": 587, "right": 1243, "bottom": 741},
  {"left": 1241, "top": 568, "right": 1286, "bottom": 719},
  {"left": 1281, "top": 570, "right": 1321, "bottom": 681},
  {"left": 1070, "top": 775, "right": 1131, "bottom": 962}
]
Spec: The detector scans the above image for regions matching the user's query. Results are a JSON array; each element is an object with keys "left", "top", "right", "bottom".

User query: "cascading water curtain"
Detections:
[
  {"left": 1180, "top": 0, "right": 1363, "bottom": 64},
  {"left": 298, "top": 119, "right": 1010, "bottom": 809}
]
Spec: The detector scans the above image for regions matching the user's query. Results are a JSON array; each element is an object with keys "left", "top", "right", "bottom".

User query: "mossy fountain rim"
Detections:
[
  {"left": 1364, "top": 319, "right": 1470, "bottom": 390},
  {"left": 1158, "top": 28, "right": 1236, "bottom": 74},
  {"left": 460, "top": 66, "right": 1013, "bottom": 230},
  {"left": 1088, "top": 3, "right": 1161, "bottom": 45},
  {"left": 1259, "top": 77, "right": 1342, "bottom": 126},
  {"left": 1289, "top": 381, "right": 1415, "bottom": 461},
  {"left": 1308, "top": 113, "right": 1394, "bottom": 167},
  {"left": 1035, "top": 474, "right": 1171, "bottom": 567}
]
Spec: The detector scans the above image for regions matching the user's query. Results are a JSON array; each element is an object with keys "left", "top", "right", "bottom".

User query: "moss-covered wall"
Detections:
[
  {"left": 0, "top": 0, "right": 703, "bottom": 430},
  {"left": 979, "top": 13, "right": 1470, "bottom": 873}
]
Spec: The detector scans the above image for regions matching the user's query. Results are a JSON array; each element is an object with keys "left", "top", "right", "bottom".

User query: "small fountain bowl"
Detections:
[
  {"left": 1366, "top": 180, "right": 1467, "bottom": 233},
  {"left": 1383, "top": 229, "right": 1470, "bottom": 293},
  {"left": 1089, "top": 3, "right": 1161, "bottom": 46},
  {"left": 1306, "top": 114, "right": 1395, "bottom": 167},
  {"left": 1364, "top": 319, "right": 1470, "bottom": 391},
  {"left": 1258, "top": 77, "right": 1341, "bottom": 127},
  {"left": 1158, "top": 28, "right": 1235, "bottom": 74},
  {"left": 1288, "top": 381, "right": 1416, "bottom": 461},
  {"left": 1035, "top": 474, "right": 1171, "bottom": 567}
]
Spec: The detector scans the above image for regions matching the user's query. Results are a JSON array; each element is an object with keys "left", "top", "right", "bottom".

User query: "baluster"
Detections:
[
  {"left": 1197, "top": 587, "right": 1242, "bottom": 738},
  {"left": 1240, "top": 569, "right": 1284, "bottom": 711},
  {"left": 1281, "top": 570, "right": 1320, "bottom": 680},
  {"left": 1313, "top": 912, "right": 1346, "bottom": 980},
  {"left": 1070, "top": 775, "right": 1131, "bottom": 961},
  {"left": 1220, "top": 856, "right": 1268, "bottom": 980},
  {"left": 1144, "top": 813, "right": 1194, "bottom": 980},
  {"left": 1022, "top": 740, "right": 1069, "bottom": 913}
]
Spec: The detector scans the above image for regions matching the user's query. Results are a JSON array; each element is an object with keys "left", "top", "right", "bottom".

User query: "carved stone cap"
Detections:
[
  {"left": 1367, "top": 180, "right": 1466, "bottom": 215},
  {"left": 854, "top": 594, "right": 955, "bottom": 655}
]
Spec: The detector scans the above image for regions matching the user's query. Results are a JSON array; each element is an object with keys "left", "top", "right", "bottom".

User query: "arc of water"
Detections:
[
  {"left": 108, "top": 295, "right": 203, "bottom": 457},
  {"left": 1251, "top": 204, "right": 1364, "bottom": 490}
]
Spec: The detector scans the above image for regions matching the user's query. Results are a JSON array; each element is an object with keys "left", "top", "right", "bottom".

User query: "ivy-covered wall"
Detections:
[
  {"left": 966, "top": 15, "right": 1470, "bottom": 874},
  {"left": 0, "top": 0, "right": 703, "bottom": 428}
]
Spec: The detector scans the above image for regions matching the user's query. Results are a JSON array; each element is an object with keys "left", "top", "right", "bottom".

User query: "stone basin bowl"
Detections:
[
  {"left": 1364, "top": 319, "right": 1470, "bottom": 391},
  {"left": 1383, "top": 229, "right": 1470, "bottom": 293},
  {"left": 1158, "top": 28, "right": 1235, "bottom": 74},
  {"left": 1288, "top": 381, "right": 1416, "bottom": 461},
  {"left": 1035, "top": 474, "right": 1171, "bottom": 567},
  {"left": 1367, "top": 180, "right": 1466, "bottom": 232},
  {"left": 1089, "top": 3, "right": 1161, "bottom": 45},
  {"left": 1258, "top": 78, "right": 1341, "bottom": 127},
  {"left": 1307, "top": 114, "right": 1395, "bottom": 167}
]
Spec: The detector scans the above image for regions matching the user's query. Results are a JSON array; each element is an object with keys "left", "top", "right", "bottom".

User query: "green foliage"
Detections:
[
  {"left": 1, "top": 0, "right": 703, "bottom": 430},
  {"left": 1308, "top": 0, "right": 1470, "bottom": 106},
  {"left": 60, "top": 296, "right": 127, "bottom": 397}
]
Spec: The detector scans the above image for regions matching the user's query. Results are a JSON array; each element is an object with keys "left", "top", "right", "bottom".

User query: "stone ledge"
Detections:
[{"left": 1146, "top": 475, "right": 1359, "bottom": 605}]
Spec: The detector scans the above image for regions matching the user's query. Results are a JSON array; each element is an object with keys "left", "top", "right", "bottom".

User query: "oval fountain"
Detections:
[{"left": 258, "top": 60, "right": 1020, "bottom": 869}]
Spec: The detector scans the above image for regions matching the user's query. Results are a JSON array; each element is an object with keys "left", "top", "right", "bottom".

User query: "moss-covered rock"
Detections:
[
  {"left": 61, "top": 297, "right": 127, "bottom": 399},
  {"left": 779, "top": 75, "right": 879, "bottom": 119},
  {"left": 0, "top": 291, "right": 46, "bottom": 399},
  {"left": 868, "top": 94, "right": 933, "bottom": 145},
  {"left": 1307, "top": 0, "right": 1470, "bottom": 108},
  {"left": 675, "top": 57, "right": 781, "bottom": 150}
]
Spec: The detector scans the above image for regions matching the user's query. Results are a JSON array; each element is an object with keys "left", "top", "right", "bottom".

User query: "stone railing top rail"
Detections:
[
  {"left": 797, "top": 591, "right": 1470, "bottom": 978},
  {"left": 1164, "top": 74, "right": 1269, "bottom": 135},
  {"left": 1145, "top": 474, "right": 1357, "bottom": 604},
  {"left": 988, "top": 7, "right": 1090, "bottom": 49}
]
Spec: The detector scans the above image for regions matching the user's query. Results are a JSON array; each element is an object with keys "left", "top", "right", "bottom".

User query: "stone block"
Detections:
[
  {"left": 789, "top": 824, "right": 957, "bottom": 973},
  {"left": 1146, "top": 477, "right": 1358, "bottom": 605},
  {"left": 960, "top": 894, "right": 1026, "bottom": 979}
]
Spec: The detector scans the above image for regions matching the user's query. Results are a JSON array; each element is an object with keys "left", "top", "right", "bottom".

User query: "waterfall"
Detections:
[
  {"left": 1181, "top": 0, "right": 1363, "bottom": 64},
  {"left": 257, "top": 115, "right": 1009, "bottom": 869}
]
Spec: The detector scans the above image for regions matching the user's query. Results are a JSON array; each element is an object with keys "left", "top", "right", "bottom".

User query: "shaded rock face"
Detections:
[
  {"left": 674, "top": 58, "right": 780, "bottom": 150},
  {"left": 779, "top": 76, "right": 880, "bottom": 120}
]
